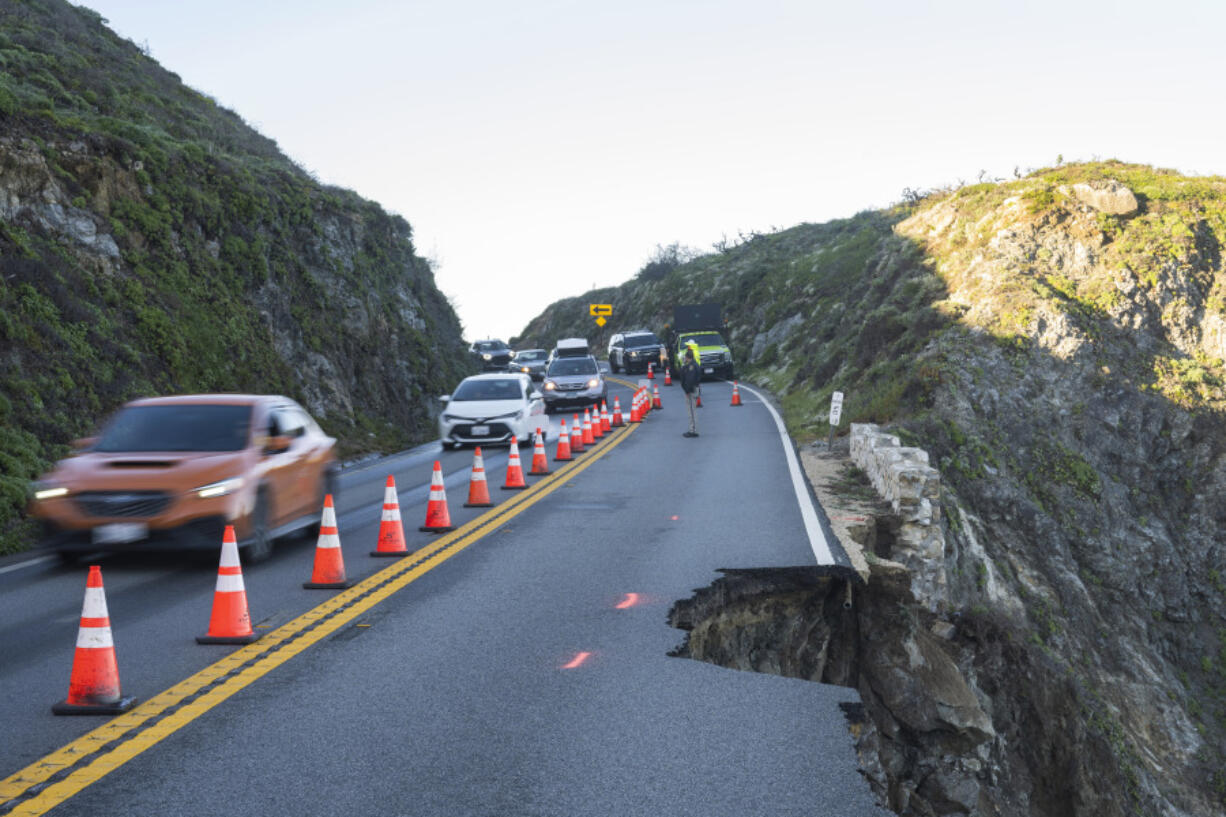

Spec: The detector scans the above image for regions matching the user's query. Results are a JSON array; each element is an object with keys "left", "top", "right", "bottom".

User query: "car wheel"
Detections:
[{"left": 243, "top": 490, "right": 273, "bottom": 563}]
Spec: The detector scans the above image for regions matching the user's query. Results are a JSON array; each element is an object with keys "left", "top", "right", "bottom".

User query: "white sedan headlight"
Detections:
[{"left": 194, "top": 477, "right": 245, "bottom": 499}]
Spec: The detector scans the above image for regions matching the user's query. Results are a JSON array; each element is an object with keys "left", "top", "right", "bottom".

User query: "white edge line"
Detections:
[
  {"left": 736, "top": 383, "right": 836, "bottom": 566},
  {"left": 0, "top": 554, "right": 56, "bottom": 575}
]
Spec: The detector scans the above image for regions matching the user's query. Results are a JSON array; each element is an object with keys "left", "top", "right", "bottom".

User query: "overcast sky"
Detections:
[{"left": 80, "top": 0, "right": 1226, "bottom": 342}]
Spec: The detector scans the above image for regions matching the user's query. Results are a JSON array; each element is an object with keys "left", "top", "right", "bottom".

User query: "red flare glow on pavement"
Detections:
[
  {"left": 616, "top": 593, "right": 640, "bottom": 609},
  {"left": 670, "top": 515, "right": 679, "bottom": 521},
  {"left": 561, "top": 652, "right": 592, "bottom": 669}
]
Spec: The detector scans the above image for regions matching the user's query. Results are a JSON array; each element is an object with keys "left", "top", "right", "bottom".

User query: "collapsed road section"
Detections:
[{"left": 667, "top": 427, "right": 1149, "bottom": 817}]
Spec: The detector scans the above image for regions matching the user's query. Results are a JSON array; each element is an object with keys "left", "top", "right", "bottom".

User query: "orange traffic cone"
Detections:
[
  {"left": 304, "top": 494, "right": 354, "bottom": 589},
  {"left": 53, "top": 565, "right": 136, "bottom": 714},
  {"left": 570, "top": 414, "right": 585, "bottom": 453},
  {"left": 731, "top": 381, "right": 743, "bottom": 406},
  {"left": 647, "top": 362, "right": 655, "bottom": 379},
  {"left": 652, "top": 383, "right": 663, "bottom": 410},
  {"left": 371, "top": 475, "right": 411, "bottom": 556},
  {"left": 419, "top": 460, "right": 455, "bottom": 533},
  {"left": 503, "top": 438, "right": 528, "bottom": 490},
  {"left": 590, "top": 406, "right": 604, "bottom": 440},
  {"left": 582, "top": 409, "right": 596, "bottom": 445},
  {"left": 696, "top": 391, "right": 703, "bottom": 408},
  {"left": 555, "top": 419, "right": 573, "bottom": 461},
  {"left": 530, "top": 428, "right": 550, "bottom": 475},
  {"left": 600, "top": 402, "right": 612, "bottom": 433},
  {"left": 630, "top": 395, "right": 642, "bottom": 423},
  {"left": 464, "top": 447, "right": 493, "bottom": 507},
  {"left": 197, "top": 525, "right": 260, "bottom": 644},
  {"left": 664, "top": 367, "right": 673, "bottom": 386},
  {"left": 612, "top": 396, "right": 624, "bottom": 427}
]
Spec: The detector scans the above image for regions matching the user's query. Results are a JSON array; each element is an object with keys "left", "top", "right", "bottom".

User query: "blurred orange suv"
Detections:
[{"left": 29, "top": 394, "right": 338, "bottom": 562}]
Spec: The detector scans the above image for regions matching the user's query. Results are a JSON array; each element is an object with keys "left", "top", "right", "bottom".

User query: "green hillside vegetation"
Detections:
[
  {"left": 0, "top": 0, "right": 471, "bottom": 553},
  {"left": 520, "top": 161, "right": 1226, "bottom": 437}
]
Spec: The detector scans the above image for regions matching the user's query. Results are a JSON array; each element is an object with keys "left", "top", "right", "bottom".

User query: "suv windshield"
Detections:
[
  {"left": 625, "top": 333, "right": 660, "bottom": 347},
  {"left": 476, "top": 341, "right": 508, "bottom": 352},
  {"left": 95, "top": 405, "right": 253, "bottom": 452},
  {"left": 684, "top": 333, "right": 724, "bottom": 346},
  {"left": 516, "top": 350, "right": 546, "bottom": 361},
  {"left": 452, "top": 379, "right": 523, "bottom": 401},
  {"left": 548, "top": 358, "right": 598, "bottom": 376}
]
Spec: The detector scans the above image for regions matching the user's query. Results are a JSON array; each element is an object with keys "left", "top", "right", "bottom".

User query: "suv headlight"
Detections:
[
  {"left": 508, "top": 350, "right": 516, "bottom": 359},
  {"left": 32, "top": 482, "right": 68, "bottom": 501},
  {"left": 194, "top": 477, "right": 245, "bottom": 499},
  {"left": 442, "top": 413, "right": 460, "bottom": 422},
  {"left": 544, "top": 381, "right": 557, "bottom": 391},
  {"left": 587, "top": 378, "right": 600, "bottom": 389},
  {"left": 482, "top": 353, "right": 492, "bottom": 361},
  {"left": 629, "top": 350, "right": 639, "bottom": 358}
]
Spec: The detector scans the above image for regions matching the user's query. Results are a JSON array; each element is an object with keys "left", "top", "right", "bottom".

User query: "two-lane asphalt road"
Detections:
[{"left": 0, "top": 378, "right": 888, "bottom": 816}]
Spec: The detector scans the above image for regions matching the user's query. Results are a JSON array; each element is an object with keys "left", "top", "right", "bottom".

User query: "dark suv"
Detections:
[
  {"left": 470, "top": 339, "right": 514, "bottom": 371},
  {"left": 608, "top": 331, "right": 665, "bottom": 374}
]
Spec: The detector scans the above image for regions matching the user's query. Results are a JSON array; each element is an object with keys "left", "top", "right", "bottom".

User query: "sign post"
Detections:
[
  {"left": 589, "top": 304, "right": 612, "bottom": 327},
  {"left": 826, "top": 391, "right": 843, "bottom": 448}
]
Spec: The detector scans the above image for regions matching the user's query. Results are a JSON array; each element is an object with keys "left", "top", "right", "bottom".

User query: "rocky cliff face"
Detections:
[
  {"left": 523, "top": 163, "right": 1226, "bottom": 815},
  {"left": 0, "top": 0, "right": 471, "bottom": 551}
]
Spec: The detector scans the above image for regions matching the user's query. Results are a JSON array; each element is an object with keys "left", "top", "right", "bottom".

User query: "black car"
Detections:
[
  {"left": 510, "top": 348, "right": 548, "bottom": 380},
  {"left": 470, "top": 339, "right": 514, "bottom": 371},
  {"left": 608, "top": 330, "right": 665, "bottom": 374}
]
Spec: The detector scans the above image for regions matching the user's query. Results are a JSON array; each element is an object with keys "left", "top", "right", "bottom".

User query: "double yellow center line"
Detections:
[{"left": 0, "top": 421, "right": 639, "bottom": 816}]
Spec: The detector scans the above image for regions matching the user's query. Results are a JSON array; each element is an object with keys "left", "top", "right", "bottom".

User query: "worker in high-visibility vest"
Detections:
[{"left": 680, "top": 347, "right": 701, "bottom": 437}]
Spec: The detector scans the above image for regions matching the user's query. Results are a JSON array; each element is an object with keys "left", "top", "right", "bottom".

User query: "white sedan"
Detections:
[{"left": 439, "top": 373, "right": 548, "bottom": 448}]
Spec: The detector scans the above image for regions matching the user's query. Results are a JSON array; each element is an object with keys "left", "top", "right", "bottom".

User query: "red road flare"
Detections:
[
  {"left": 561, "top": 651, "right": 592, "bottom": 669},
  {"left": 615, "top": 593, "right": 640, "bottom": 609}
]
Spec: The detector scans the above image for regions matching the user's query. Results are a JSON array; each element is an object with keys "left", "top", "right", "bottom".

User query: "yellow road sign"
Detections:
[{"left": 590, "top": 304, "right": 611, "bottom": 327}]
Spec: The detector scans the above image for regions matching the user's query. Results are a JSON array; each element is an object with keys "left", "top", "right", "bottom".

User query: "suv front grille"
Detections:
[
  {"left": 74, "top": 491, "right": 173, "bottom": 518},
  {"left": 700, "top": 352, "right": 724, "bottom": 365}
]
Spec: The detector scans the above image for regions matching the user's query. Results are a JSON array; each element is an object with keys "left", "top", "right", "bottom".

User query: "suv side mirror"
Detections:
[{"left": 263, "top": 435, "right": 292, "bottom": 455}]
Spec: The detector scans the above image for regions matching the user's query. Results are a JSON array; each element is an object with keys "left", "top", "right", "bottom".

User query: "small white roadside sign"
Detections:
[{"left": 828, "top": 391, "right": 844, "bottom": 427}]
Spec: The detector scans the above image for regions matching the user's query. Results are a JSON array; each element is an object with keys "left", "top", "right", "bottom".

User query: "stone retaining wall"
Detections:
[{"left": 850, "top": 423, "right": 947, "bottom": 610}]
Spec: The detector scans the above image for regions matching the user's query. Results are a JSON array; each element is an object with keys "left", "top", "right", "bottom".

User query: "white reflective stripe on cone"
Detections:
[
  {"left": 382, "top": 506, "right": 401, "bottom": 521},
  {"left": 215, "top": 573, "right": 246, "bottom": 593},
  {"left": 317, "top": 534, "right": 341, "bottom": 550},
  {"left": 81, "top": 586, "right": 109, "bottom": 618},
  {"left": 76, "top": 625, "right": 114, "bottom": 649},
  {"left": 218, "top": 541, "right": 241, "bottom": 568}
]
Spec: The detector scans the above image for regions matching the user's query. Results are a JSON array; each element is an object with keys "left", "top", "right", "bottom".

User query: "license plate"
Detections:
[
  {"left": 471, "top": 425, "right": 489, "bottom": 436},
  {"left": 92, "top": 523, "right": 149, "bottom": 545},
  {"left": 704, "top": 367, "right": 714, "bottom": 374}
]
